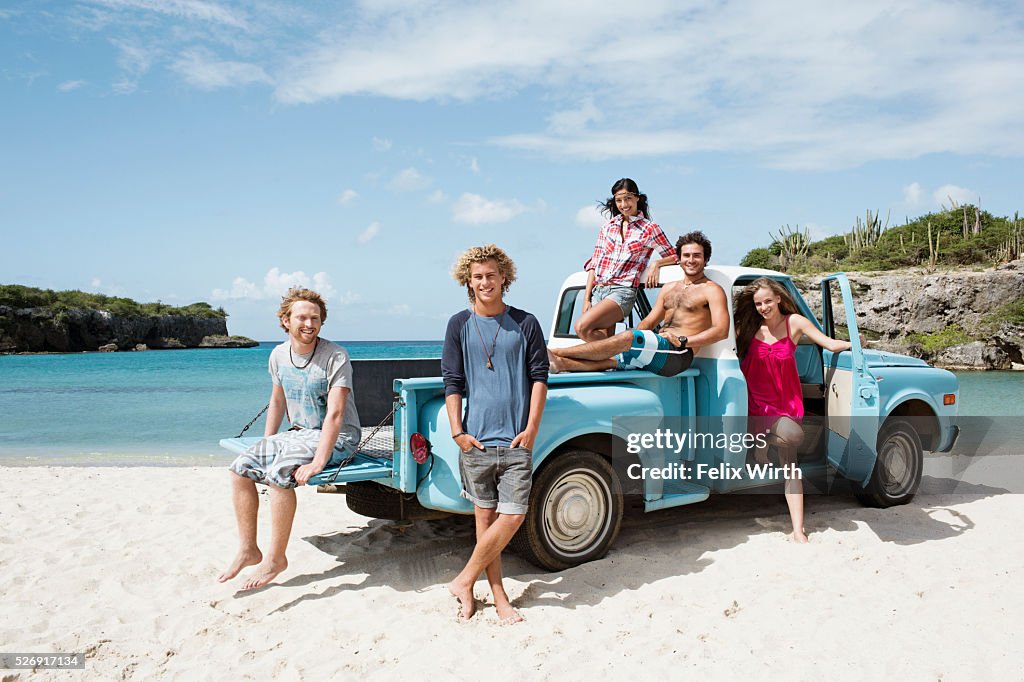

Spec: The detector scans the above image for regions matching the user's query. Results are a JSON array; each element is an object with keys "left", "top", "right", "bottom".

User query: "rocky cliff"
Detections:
[
  {"left": 795, "top": 259, "right": 1024, "bottom": 370},
  {"left": 0, "top": 306, "right": 257, "bottom": 353}
]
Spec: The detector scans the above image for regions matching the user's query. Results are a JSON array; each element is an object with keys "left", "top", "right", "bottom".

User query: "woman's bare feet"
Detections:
[
  {"left": 448, "top": 581, "right": 477, "bottom": 621},
  {"left": 789, "top": 529, "right": 809, "bottom": 544},
  {"left": 547, "top": 350, "right": 566, "bottom": 374},
  {"left": 239, "top": 556, "right": 288, "bottom": 591},
  {"left": 217, "top": 548, "right": 262, "bottom": 583}
]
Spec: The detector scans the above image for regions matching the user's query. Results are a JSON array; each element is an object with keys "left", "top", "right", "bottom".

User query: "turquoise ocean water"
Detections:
[
  {"left": 0, "top": 342, "right": 1020, "bottom": 465},
  {"left": 0, "top": 341, "right": 441, "bottom": 465}
]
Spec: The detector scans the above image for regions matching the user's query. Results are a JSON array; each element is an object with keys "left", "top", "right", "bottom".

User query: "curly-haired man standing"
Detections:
[{"left": 442, "top": 245, "right": 548, "bottom": 623}]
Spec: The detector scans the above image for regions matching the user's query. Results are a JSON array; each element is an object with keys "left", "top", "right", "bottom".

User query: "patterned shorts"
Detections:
[
  {"left": 617, "top": 330, "right": 694, "bottom": 376},
  {"left": 229, "top": 429, "right": 353, "bottom": 489}
]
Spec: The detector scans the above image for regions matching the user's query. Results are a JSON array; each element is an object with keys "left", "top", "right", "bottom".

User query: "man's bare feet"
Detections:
[
  {"left": 217, "top": 548, "right": 262, "bottom": 583},
  {"left": 239, "top": 556, "right": 288, "bottom": 591},
  {"left": 547, "top": 350, "right": 566, "bottom": 374},
  {"left": 448, "top": 581, "right": 477, "bottom": 621},
  {"left": 495, "top": 602, "right": 524, "bottom": 625}
]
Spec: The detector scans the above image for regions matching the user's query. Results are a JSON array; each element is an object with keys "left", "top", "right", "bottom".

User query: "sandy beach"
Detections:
[{"left": 2, "top": 466, "right": 1022, "bottom": 680}]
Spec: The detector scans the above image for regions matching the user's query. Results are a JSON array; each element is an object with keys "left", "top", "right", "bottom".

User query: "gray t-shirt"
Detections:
[{"left": 268, "top": 339, "right": 361, "bottom": 450}]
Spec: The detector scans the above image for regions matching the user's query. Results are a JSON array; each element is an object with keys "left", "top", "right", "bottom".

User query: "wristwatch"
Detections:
[{"left": 677, "top": 335, "right": 688, "bottom": 348}]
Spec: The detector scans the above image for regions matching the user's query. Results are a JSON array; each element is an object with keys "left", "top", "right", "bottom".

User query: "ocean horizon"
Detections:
[{"left": 1, "top": 340, "right": 1021, "bottom": 465}]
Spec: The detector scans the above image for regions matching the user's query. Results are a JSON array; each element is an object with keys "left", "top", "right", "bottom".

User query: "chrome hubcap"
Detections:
[
  {"left": 879, "top": 432, "right": 916, "bottom": 495},
  {"left": 542, "top": 469, "right": 610, "bottom": 556}
]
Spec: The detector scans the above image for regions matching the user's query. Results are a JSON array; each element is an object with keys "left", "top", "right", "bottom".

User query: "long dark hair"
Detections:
[
  {"left": 601, "top": 178, "right": 650, "bottom": 220},
  {"left": 734, "top": 278, "right": 800, "bottom": 359}
]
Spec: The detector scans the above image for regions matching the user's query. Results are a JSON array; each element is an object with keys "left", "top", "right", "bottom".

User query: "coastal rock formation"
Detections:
[
  {"left": 0, "top": 306, "right": 256, "bottom": 353},
  {"left": 795, "top": 259, "right": 1024, "bottom": 370},
  {"left": 199, "top": 335, "right": 260, "bottom": 348}
]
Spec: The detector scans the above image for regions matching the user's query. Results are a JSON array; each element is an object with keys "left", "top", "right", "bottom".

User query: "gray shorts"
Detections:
[
  {"left": 591, "top": 284, "right": 637, "bottom": 320},
  {"left": 459, "top": 446, "right": 533, "bottom": 515}
]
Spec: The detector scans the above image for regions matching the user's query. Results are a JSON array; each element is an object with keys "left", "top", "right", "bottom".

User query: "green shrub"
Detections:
[
  {"left": 0, "top": 284, "right": 226, "bottom": 319},
  {"left": 907, "top": 325, "right": 975, "bottom": 353},
  {"left": 740, "top": 247, "right": 773, "bottom": 269}
]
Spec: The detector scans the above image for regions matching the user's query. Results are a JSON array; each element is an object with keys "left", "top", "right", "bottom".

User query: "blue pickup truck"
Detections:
[{"left": 221, "top": 265, "right": 960, "bottom": 571}]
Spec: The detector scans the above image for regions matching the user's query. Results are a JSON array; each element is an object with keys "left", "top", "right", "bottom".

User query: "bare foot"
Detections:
[
  {"left": 239, "top": 556, "right": 288, "bottom": 591},
  {"left": 217, "top": 548, "right": 262, "bottom": 583},
  {"left": 789, "top": 529, "right": 809, "bottom": 544},
  {"left": 448, "top": 581, "right": 477, "bottom": 621},
  {"left": 547, "top": 350, "right": 566, "bottom": 374},
  {"left": 495, "top": 602, "right": 524, "bottom": 625}
]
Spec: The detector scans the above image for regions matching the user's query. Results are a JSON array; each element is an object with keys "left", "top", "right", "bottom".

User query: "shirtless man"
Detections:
[{"left": 549, "top": 231, "right": 729, "bottom": 375}]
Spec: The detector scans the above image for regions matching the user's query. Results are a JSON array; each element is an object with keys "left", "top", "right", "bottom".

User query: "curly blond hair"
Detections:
[
  {"left": 451, "top": 244, "right": 517, "bottom": 303},
  {"left": 277, "top": 287, "right": 328, "bottom": 331}
]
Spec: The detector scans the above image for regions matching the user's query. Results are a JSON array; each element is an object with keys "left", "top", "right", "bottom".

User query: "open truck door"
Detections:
[{"left": 820, "top": 273, "right": 880, "bottom": 487}]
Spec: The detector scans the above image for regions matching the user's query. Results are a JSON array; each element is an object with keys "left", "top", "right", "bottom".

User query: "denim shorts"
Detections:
[
  {"left": 459, "top": 446, "right": 533, "bottom": 515},
  {"left": 591, "top": 284, "right": 637, "bottom": 320}
]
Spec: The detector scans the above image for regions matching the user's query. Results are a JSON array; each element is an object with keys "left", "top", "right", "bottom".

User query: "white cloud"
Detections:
[
  {"left": 427, "top": 189, "right": 447, "bottom": 204},
  {"left": 337, "top": 189, "right": 358, "bottom": 205},
  {"left": 110, "top": 38, "right": 156, "bottom": 94},
  {"left": 575, "top": 204, "right": 606, "bottom": 230},
  {"left": 548, "top": 97, "right": 602, "bottom": 134},
  {"left": 270, "top": 0, "right": 1022, "bottom": 169},
  {"left": 57, "top": 80, "right": 87, "bottom": 92},
  {"left": 803, "top": 223, "right": 840, "bottom": 242},
  {"left": 172, "top": 47, "right": 270, "bottom": 89},
  {"left": 60, "top": 1, "right": 1024, "bottom": 170},
  {"left": 934, "top": 183, "right": 977, "bottom": 208},
  {"left": 212, "top": 268, "right": 338, "bottom": 301},
  {"left": 211, "top": 276, "right": 260, "bottom": 301},
  {"left": 389, "top": 166, "right": 431, "bottom": 191},
  {"left": 89, "top": 0, "right": 249, "bottom": 30},
  {"left": 387, "top": 303, "right": 411, "bottom": 316},
  {"left": 372, "top": 136, "right": 392, "bottom": 151},
  {"left": 453, "top": 193, "right": 529, "bottom": 224},
  {"left": 903, "top": 182, "right": 923, "bottom": 206},
  {"left": 357, "top": 221, "right": 380, "bottom": 244},
  {"left": 469, "top": 157, "right": 480, "bottom": 174},
  {"left": 89, "top": 277, "right": 126, "bottom": 296}
]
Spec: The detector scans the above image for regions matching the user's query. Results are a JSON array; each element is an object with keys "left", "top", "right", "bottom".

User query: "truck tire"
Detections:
[
  {"left": 510, "top": 449, "right": 623, "bottom": 571},
  {"left": 855, "top": 418, "right": 923, "bottom": 508},
  {"left": 345, "top": 481, "right": 450, "bottom": 521}
]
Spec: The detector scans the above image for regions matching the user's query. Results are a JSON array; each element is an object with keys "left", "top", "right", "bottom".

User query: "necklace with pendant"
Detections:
[
  {"left": 289, "top": 337, "right": 319, "bottom": 369},
  {"left": 471, "top": 305, "right": 506, "bottom": 370}
]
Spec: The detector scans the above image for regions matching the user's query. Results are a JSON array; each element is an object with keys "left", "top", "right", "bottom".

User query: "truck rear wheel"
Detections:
[
  {"left": 855, "top": 418, "right": 923, "bottom": 508},
  {"left": 345, "top": 481, "right": 450, "bottom": 521},
  {"left": 510, "top": 449, "right": 623, "bottom": 571}
]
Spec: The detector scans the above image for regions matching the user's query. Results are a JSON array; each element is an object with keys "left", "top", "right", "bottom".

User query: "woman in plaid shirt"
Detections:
[{"left": 577, "top": 178, "right": 679, "bottom": 342}]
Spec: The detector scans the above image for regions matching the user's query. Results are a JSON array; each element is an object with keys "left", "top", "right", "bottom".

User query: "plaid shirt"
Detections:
[{"left": 584, "top": 213, "right": 678, "bottom": 287}]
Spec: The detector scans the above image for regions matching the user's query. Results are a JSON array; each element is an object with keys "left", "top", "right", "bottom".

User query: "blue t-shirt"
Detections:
[{"left": 441, "top": 306, "right": 548, "bottom": 446}]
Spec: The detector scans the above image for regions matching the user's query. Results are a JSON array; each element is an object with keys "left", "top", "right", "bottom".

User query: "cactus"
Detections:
[
  {"left": 770, "top": 224, "right": 810, "bottom": 270},
  {"left": 927, "top": 221, "right": 941, "bottom": 268},
  {"left": 997, "top": 220, "right": 1024, "bottom": 263},
  {"left": 846, "top": 209, "right": 889, "bottom": 254}
]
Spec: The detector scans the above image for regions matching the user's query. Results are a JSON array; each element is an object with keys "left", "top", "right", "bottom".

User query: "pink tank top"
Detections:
[{"left": 741, "top": 315, "right": 804, "bottom": 419}]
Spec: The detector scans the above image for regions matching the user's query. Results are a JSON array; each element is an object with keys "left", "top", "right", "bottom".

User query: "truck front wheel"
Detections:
[
  {"left": 855, "top": 418, "right": 923, "bottom": 508},
  {"left": 510, "top": 449, "right": 623, "bottom": 571}
]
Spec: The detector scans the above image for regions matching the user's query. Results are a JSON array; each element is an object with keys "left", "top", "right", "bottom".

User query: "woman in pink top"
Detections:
[{"left": 735, "top": 278, "right": 852, "bottom": 543}]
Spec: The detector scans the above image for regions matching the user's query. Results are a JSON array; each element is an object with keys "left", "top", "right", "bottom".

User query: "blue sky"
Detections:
[{"left": 2, "top": 1, "right": 1022, "bottom": 341}]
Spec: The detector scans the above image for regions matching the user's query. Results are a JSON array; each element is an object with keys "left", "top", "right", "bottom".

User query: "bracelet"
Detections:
[{"left": 452, "top": 432, "right": 468, "bottom": 440}]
